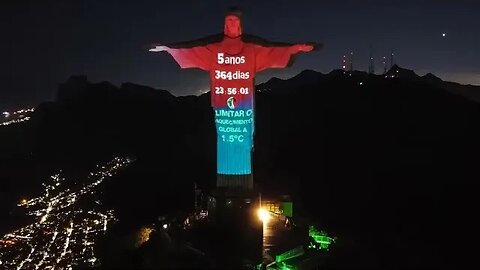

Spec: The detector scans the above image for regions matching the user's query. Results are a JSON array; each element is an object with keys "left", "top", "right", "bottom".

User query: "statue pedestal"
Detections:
[
  {"left": 205, "top": 187, "right": 263, "bottom": 267},
  {"left": 216, "top": 174, "right": 254, "bottom": 190}
]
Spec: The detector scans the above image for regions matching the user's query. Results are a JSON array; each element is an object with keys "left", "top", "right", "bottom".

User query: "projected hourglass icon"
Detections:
[{"left": 227, "top": 97, "right": 236, "bottom": 109}]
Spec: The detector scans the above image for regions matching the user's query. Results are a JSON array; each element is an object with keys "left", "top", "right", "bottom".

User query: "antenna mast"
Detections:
[
  {"left": 383, "top": 56, "right": 387, "bottom": 74},
  {"left": 368, "top": 46, "right": 374, "bottom": 74},
  {"left": 390, "top": 50, "right": 395, "bottom": 69},
  {"left": 349, "top": 51, "right": 354, "bottom": 72}
]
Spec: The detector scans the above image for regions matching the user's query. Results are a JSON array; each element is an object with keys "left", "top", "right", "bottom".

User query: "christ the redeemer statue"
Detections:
[{"left": 150, "top": 8, "right": 317, "bottom": 191}]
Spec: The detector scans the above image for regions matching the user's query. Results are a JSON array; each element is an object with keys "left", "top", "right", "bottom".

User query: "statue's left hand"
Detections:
[
  {"left": 292, "top": 44, "right": 314, "bottom": 53},
  {"left": 298, "top": 44, "right": 314, "bottom": 52},
  {"left": 149, "top": 45, "right": 168, "bottom": 52}
]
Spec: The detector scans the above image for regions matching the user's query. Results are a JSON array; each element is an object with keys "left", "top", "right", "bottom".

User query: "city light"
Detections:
[
  {"left": 258, "top": 208, "right": 270, "bottom": 223},
  {"left": 0, "top": 156, "right": 134, "bottom": 270},
  {"left": 136, "top": 227, "right": 154, "bottom": 247},
  {"left": 0, "top": 108, "right": 34, "bottom": 126}
]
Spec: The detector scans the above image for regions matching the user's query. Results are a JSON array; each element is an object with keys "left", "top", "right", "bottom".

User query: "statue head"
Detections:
[{"left": 224, "top": 7, "right": 242, "bottom": 38}]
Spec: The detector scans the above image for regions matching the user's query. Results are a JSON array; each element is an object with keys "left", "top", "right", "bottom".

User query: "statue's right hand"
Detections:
[{"left": 149, "top": 45, "right": 168, "bottom": 52}]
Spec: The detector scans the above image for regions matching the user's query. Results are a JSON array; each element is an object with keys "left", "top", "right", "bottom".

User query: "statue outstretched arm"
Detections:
[
  {"left": 149, "top": 34, "right": 223, "bottom": 71},
  {"left": 252, "top": 40, "right": 321, "bottom": 72},
  {"left": 150, "top": 45, "right": 214, "bottom": 71}
]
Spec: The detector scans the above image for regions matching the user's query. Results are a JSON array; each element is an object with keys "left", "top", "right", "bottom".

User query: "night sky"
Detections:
[{"left": 1, "top": 0, "right": 479, "bottom": 111}]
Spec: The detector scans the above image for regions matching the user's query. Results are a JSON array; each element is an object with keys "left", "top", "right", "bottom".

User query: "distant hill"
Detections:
[{"left": 1, "top": 66, "right": 479, "bottom": 269}]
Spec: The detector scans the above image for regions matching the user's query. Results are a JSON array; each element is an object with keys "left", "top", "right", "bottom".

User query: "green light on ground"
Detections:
[
  {"left": 277, "top": 262, "right": 297, "bottom": 270},
  {"left": 275, "top": 246, "right": 304, "bottom": 263},
  {"left": 308, "top": 225, "right": 335, "bottom": 250}
]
